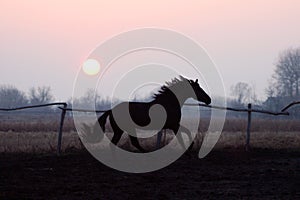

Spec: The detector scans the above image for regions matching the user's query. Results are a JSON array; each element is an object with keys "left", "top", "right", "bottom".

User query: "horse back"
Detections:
[{"left": 112, "top": 101, "right": 181, "bottom": 130}]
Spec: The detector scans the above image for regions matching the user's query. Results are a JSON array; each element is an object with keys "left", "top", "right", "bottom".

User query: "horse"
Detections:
[{"left": 85, "top": 76, "right": 211, "bottom": 152}]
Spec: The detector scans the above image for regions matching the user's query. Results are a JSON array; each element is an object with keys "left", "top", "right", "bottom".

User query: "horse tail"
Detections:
[{"left": 98, "top": 110, "right": 111, "bottom": 132}]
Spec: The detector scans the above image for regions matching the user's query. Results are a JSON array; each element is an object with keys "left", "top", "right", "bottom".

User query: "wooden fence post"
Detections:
[
  {"left": 57, "top": 104, "right": 67, "bottom": 156},
  {"left": 245, "top": 103, "right": 252, "bottom": 151}
]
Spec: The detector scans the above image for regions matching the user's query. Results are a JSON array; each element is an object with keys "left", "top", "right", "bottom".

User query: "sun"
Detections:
[{"left": 82, "top": 59, "right": 100, "bottom": 76}]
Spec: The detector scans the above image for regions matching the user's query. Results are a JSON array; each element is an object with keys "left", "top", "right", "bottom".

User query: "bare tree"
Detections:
[
  {"left": 264, "top": 48, "right": 300, "bottom": 116},
  {"left": 29, "top": 86, "right": 54, "bottom": 105},
  {"left": 265, "top": 79, "right": 277, "bottom": 98},
  {"left": 230, "top": 82, "right": 252, "bottom": 105},
  {"left": 271, "top": 47, "right": 300, "bottom": 98},
  {"left": 72, "top": 89, "right": 101, "bottom": 109},
  {"left": 0, "top": 85, "right": 28, "bottom": 107},
  {"left": 72, "top": 89, "right": 119, "bottom": 110}
]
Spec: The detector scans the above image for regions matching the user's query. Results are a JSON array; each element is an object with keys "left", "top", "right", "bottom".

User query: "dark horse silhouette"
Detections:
[{"left": 86, "top": 76, "right": 211, "bottom": 152}]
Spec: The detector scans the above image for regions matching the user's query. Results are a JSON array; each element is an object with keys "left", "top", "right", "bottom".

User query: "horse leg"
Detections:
[
  {"left": 156, "top": 130, "right": 163, "bottom": 149},
  {"left": 129, "top": 135, "right": 146, "bottom": 153},
  {"left": 179, "top": 125, "right": 194, "bottom": 151},
  {"left": 109, "top": 116, "right": 124, "bottom": 148},
  {"left": 111, "top": 131, "right": 123, "bottom": 146},
  {"left": 172, "top": 125, "right": 186, "bottom": 150}
]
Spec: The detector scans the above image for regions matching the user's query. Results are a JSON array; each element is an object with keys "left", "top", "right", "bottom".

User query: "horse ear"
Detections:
[{"left": 195, "top": 79, "right": 198, "bottom": 83}]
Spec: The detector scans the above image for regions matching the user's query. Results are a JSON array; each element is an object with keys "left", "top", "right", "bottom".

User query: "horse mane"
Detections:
[{"left": 152, "top": 76, "right": 189, "bottom": 100}]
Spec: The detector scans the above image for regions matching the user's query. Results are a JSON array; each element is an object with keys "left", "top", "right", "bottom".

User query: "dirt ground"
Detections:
[{"left": 1, "top": 148, "right": 300, "bottom": 200}]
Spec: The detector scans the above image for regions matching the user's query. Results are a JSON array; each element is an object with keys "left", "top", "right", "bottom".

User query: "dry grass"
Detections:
[
  {"left": 0, "top": 116, "right": 300, "bottom": 153},
  {"left": 0, "top": 131, "right": 82, "bottom": 153},
  {"left": 196, "top": 118, "right": 300, "bottom": 132},
  {"left": 213, "top": 131, "right": 300, "bottom": 149},
  {"left": 1, "top": 130, "right": 300, "bottom": 153},
  {"left": 0, "top": 115, "right": 75, "bottom": 132}
]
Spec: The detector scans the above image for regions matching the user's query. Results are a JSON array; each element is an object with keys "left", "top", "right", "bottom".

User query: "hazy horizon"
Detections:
[{"left": 1, "top": 0, "right": 300, "bottom": 101}]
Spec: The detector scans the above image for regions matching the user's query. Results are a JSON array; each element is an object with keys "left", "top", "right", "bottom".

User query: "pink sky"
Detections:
[{"left": 1, "top": 0, "right": 300, "bottom": 100}]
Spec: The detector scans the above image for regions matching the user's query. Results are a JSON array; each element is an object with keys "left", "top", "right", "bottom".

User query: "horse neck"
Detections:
[
  {"left": 169, "top": 85, "right": 191, "bottom": 107},
  {"left": 174, "top": 93, "right": 190, "bottom": 107}
]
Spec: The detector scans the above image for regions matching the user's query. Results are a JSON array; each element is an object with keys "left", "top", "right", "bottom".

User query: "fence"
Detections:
[
  {"left": 0, "top": 102, "right": 67, "bottom": 155},
  {"left": 185, "top": 102, "right": 298, "bottom": 151},
  {"left": 1, "top": 101, "right": 300, "bottom": 155}
]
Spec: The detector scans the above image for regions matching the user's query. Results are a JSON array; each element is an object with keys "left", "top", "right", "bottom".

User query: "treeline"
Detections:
[
  {"left": 0, "top": 85, "right": 54, "bottom": 108},
  {"left": 0, "top": 83, "right": 299, "bottom": 118}
]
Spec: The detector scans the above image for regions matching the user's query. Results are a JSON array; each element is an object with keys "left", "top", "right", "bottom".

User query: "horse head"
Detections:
[{"left": 189, "top": 79, "right": 211, "bottom": 105}]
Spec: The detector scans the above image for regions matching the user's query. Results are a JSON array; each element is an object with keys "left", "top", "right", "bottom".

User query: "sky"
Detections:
[{"left": 1, "top": 0, "right": 300, "bottom": 102}]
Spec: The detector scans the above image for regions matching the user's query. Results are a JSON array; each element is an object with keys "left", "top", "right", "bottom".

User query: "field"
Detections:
[{"left": 0, "top": 117, "right": 300, "bottom": 199}]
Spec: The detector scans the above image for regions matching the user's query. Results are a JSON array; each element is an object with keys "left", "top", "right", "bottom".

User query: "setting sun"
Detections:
[{"left": 82, "top": 59, "right": 100, "bottom": 76}]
